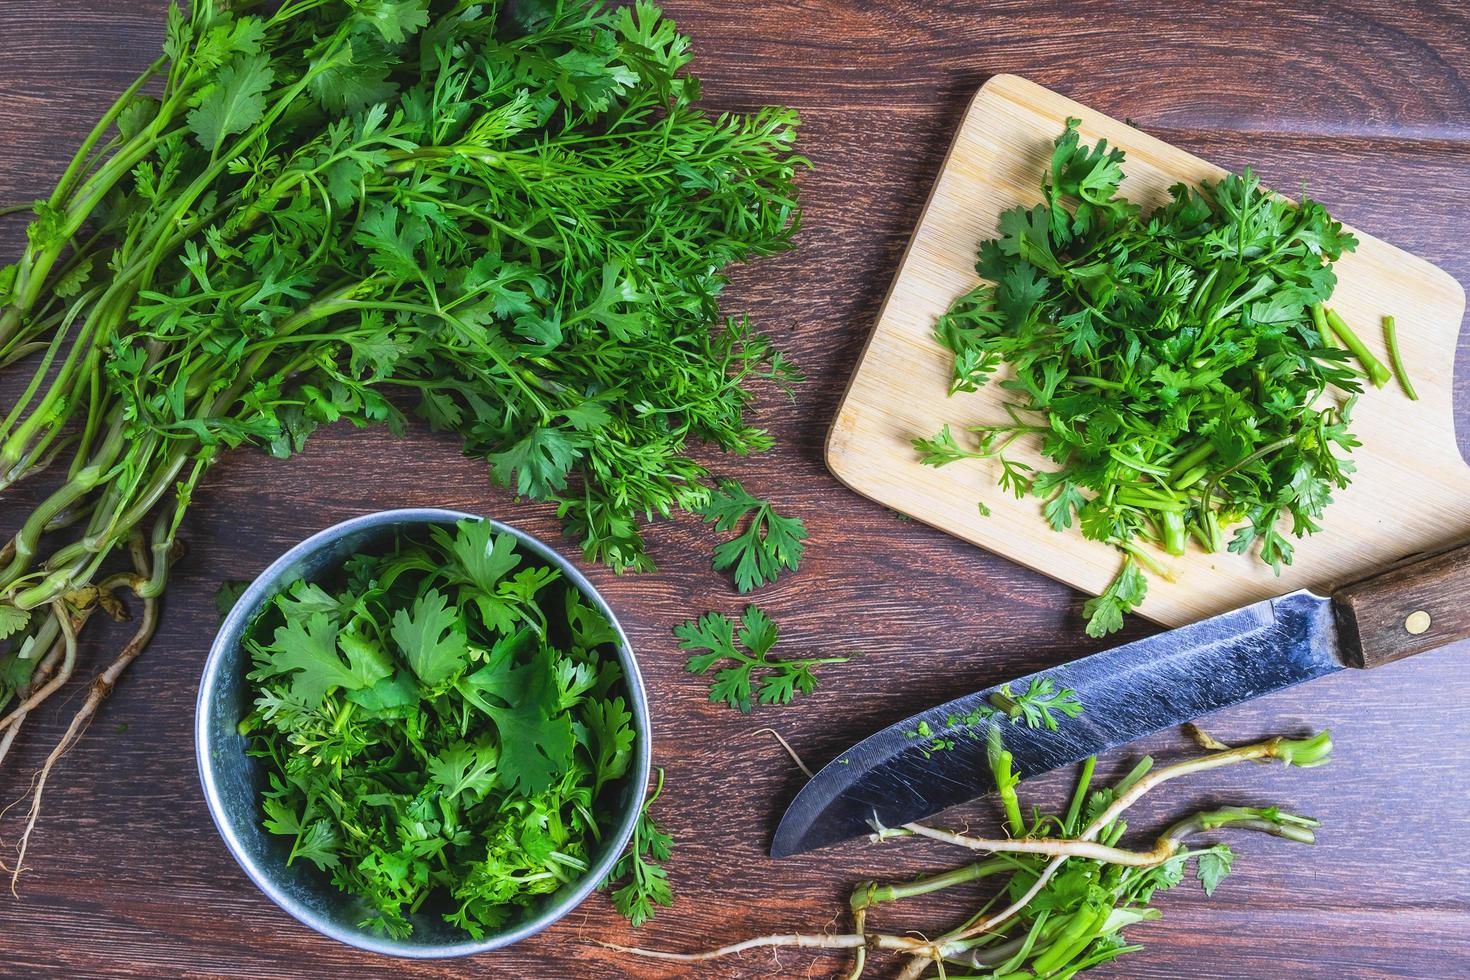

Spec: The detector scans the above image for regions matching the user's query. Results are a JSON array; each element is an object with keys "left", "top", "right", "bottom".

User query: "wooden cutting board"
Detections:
[{"left": 828, "top": 74, "right": 1470, "bottom": 628}]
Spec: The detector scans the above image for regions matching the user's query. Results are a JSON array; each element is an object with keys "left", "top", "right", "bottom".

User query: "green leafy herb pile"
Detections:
[
  {"left": 0, "top": 0, "right": 803, "bottom": 850},
  {"left": 916, "top": 118, "right": 1393, "bottom": 635},
  {"left": 241, "top": 518, "right": 639, "bottom": 939},
  {"left": 610, "top": 727, "right": 1334, "bottom": 978}
]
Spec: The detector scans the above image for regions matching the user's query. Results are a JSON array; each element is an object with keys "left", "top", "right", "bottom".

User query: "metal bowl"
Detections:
[{"left": 195, "top": 508, "right": 651, "bottom": 958}]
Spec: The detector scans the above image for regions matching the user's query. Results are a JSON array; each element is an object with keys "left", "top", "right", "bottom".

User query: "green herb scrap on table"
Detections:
[
  {"left": 916, "top": 118, "right": 1412, "bottom": 636},
  {"left": 609, "top": 728, "right": 1334, "bottom": 979},
  {"left": 242, "top": 518, "right": 641, "bottom": 938},
  {"left": 0, "top": 0, "right": 805, "bottom": 860}
]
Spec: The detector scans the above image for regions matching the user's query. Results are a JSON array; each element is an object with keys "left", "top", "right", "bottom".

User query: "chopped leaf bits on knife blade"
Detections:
[
  {"left": 905, "top": 676, "right": 1084, "bottom": 758},
  {"left": 917, "top": 118, "right": 1412, "bottom": 636},
  {"left": 240, "top": 519, "right": 638, "bottom": 939},
  {"left": 0, "top": 0, "right": 805, "bottom": 852}
]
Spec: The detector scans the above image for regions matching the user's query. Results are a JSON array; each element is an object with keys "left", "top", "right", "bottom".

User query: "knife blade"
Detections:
[{"left": 771, "top": 541, "right": 1470, "bottom": 858}]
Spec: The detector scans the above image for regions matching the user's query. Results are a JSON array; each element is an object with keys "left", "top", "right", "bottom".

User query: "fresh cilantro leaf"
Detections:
[
  {"left": 428, "top": 742, "right": 498, "bottom": 802},
  {"left": 308, "top": 34, "right": 397, "bottom": 112},
  {"left": 1083, "top": 557, "right": 1148, "bottom": 638},
  {"left": 489, "top": 426, "right": 585, "bottom": 499},
  {"left": 0, "top": 604, "right": 31, "bottom": 641},
  {"left": 274, "top": 579, "right": 343, "bottom": 621},
  {"left": 700, "top": 480, "right": 807, "bottom": 593},
  {"left": 992, "top": 677, "right": 1085, "bottom": 731},
  {"left": 351, "top": 0, "right": 431, "bottom": 44},
  {"left": 433, "top": 518, "right": 520, "bottom": 592},
  {"left": 584, "top": 696, "right": 635, "bottom": 792},
  {"left": 459, "top": 640, "right": 574, "bottom": 794},
  {"left": 390, "top": 588, "right": 469, "bottom": 686},
  {"left": 604, "top": 768, "right": 675, "bottom": 927},
  {"left": 187, "top": 53, "right": 275, "bottom": 152},
  {"left": 291, "top": 819, "right": 342, "bottom": 871},
  {"left": 354, "top": 203, "right": 428, "bottom": 281},
  {"left": 1196, "top": 846, "right": 1235, "bottom": 896},
  {"left": 674, "top": 606, "right": 848, "bottom": 713},
  {"left": 249, "top": 611, "right": 392, "bottom": 707}
]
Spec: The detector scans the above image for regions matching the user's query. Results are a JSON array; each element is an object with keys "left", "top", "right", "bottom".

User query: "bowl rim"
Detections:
[{"left": 195, "top": 507, "right": 652, "bottom": 958}]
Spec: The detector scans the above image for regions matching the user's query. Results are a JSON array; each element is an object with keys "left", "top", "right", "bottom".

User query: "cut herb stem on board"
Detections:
[
  {"left": 917, "top": 118, "right": 1396, "bottom": 636},
  {"left": 606, "top": 728, "right": 1333, "bottom": 978},
  {"left": 0, "top": 0, "right": 806, "bottom": 853},
  {"left": 240, "top": 519, "right": 639, "bottom": 939},
  {"left": 1318, "top": 304, "right": 1391, "bottom": 388},
  {"left": 1382, "top": 315, "right": 1418, "bottom": 400}
]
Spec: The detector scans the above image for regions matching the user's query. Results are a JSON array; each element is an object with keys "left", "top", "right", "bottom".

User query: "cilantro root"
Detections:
[
  {"left": 920, "top": 117, "right": 1381, "bottom": 635},
  {"left": 605, "top": 729, "right": 1332, "bottom": 978},
  {"left": 0, "top": 528, "right": 164, "bottom": 892}
]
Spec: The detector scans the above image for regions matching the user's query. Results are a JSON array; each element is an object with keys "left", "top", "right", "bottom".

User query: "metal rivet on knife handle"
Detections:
[{"left": 1332, "top": 541, "right": 1470, "bottom": 668}]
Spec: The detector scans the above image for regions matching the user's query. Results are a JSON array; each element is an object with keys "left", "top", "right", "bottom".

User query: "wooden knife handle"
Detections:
[{"left": 1333, "top": 542, "right": 1470, "bottom": 668}]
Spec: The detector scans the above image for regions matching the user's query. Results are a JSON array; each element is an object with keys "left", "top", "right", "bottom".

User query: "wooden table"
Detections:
[{"left": 1, "top": 2, "right": 1467, "bottom": 977}]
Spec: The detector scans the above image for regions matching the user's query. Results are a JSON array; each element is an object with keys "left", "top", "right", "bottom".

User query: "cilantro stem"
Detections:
[
  {"left": 1382, "top": 316, "right": 1418, "bottom": 400},
  {"left": 997, "top": 749, "right": 1024, "bottom": 836},
  {"left": 851, "top": 859, "right": 1011, "bottom": 911},
  {"left": 612, "top": 730, "right": 1333, "bottom": 976},
  {"left": 1166, "top": 441, "right": 1214, "bottom": 485},
  {"left": 1310, "top": 302, "right": 1334, "bottom": 347},
  {"left": 1318, "top": 305, "right": 1391, "bottom": 388},
  {"left": 1115, "top": 539, "right": 1174, "bottom": 581},
  {"left": 1063, "top": 756, "right": 1096, "bottom": 836},
  {"left": 1158, "top": 511, "right": 1187, "bottom": 556}
]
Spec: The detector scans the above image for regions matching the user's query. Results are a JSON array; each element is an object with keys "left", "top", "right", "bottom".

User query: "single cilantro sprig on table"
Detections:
[
  {"left": 603, "top": 768, "right": 676, "bottom": 927},
  {"left": 240, "top": 518, "right": 639, "bottom": 940},
  {"left": 699, "top": 480, "right": 808, "bottom": 592},
  {"left": 675, "top": 605, "right": 851, "bottom": 713},
  {"left": 919, "top": 117, "right": 1380, "bottom": 637}
]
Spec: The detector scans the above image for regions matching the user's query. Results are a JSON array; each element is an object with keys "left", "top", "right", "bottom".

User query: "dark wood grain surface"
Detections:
[{"left": 1, "top": 2, "right": 1467, "bottom": 978}]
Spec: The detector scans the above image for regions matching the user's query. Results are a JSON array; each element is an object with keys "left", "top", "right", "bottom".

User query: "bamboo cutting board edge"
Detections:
[{"left": 827, "top": 74, "right": 1470, "bottom": 628}]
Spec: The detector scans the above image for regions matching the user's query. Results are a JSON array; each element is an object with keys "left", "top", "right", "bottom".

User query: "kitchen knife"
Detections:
[{"left": 771, "top": 542, "right": 1470, "bottom": 858}]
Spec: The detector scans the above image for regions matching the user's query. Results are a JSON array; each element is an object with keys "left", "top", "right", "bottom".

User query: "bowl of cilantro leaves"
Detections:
[{"left": 196, "top": 508, "right": 650, "bottom": 957}]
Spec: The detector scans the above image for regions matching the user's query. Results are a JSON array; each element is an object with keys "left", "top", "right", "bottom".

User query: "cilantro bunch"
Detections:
[
  {"left": 918, "top": 119, "right": 1369, "bottom": 635},
  {"left": 612, "top": 728, "right": 1334, "bottom": 977},
  {"left": 0, "top": 0, "right": 803, "bottom": 836},
  {"left": 239, "top": 519, "right": 638, "bottom": 939}
]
